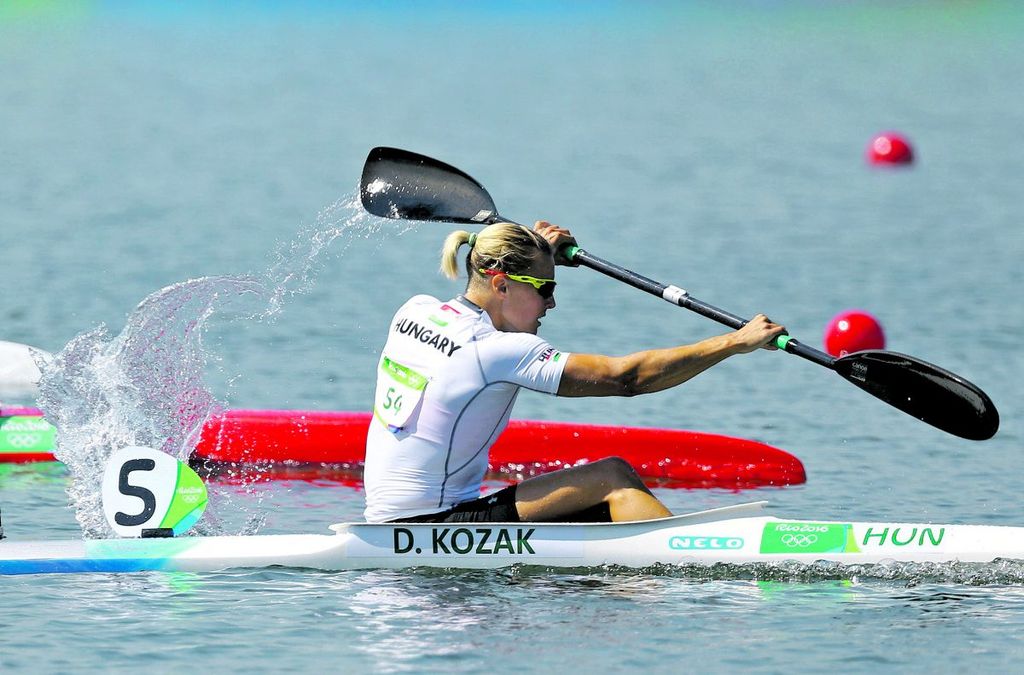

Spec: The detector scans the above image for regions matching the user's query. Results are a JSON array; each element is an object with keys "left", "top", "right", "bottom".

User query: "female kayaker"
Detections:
[{"left": 363, "top": 221, "right": 785, "bottom": 523}]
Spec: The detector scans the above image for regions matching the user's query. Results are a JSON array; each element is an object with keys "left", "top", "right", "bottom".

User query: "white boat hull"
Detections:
[{"left": 4, "top": 502, "right": 1024, "bottom": 575}]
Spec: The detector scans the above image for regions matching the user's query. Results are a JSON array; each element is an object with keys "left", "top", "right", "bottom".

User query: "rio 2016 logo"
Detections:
[{"left": 760, "top": 522, "right": 859, "bottom": 555}]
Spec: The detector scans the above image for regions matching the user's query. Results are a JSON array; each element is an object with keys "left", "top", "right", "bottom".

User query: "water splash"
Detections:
[{"left": 37, "top": 192, "right": 408, "bottom": 538}]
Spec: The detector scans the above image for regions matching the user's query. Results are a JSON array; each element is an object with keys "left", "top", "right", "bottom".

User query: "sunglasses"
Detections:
[{"left": 479, "top": 268, "right": 557, "bottom": 299}]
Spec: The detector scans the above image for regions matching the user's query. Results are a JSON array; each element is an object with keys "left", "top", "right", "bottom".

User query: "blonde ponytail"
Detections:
[
  {"left": 439, "top": 222, "right": 552, "bottom": 282},
  {"left": 440, "top": 230, "right": 473, "bottom": 279}
]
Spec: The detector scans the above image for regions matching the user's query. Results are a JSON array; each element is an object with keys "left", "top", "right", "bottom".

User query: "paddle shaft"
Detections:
[
  {"left": 488, "top": 214, "right": 835, "bottom": 368},
  {"left": 569, "top": 247, "right": 835, "bottom": 369}
]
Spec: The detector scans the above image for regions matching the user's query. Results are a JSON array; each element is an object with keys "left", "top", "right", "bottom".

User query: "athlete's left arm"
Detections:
[{"left": 557, "top": 315, "right": 784, "bottom": 397}]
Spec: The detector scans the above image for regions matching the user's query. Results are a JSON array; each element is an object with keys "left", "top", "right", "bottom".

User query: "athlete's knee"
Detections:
[
  {"left": 594, "top": 456, "right": 634, "bottom": 473},
  {"left": 591, "top": 456, "right": 642, "bottom": 486}
]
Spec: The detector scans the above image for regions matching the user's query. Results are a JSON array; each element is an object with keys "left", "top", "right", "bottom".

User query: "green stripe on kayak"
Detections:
[{"left": 0, "top": 416, "right": 56, "bottom": 454}]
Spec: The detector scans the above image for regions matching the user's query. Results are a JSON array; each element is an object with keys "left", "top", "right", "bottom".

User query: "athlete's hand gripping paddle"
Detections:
[{"left": 358, "top": 146, "right": 999, "bottom": 441}]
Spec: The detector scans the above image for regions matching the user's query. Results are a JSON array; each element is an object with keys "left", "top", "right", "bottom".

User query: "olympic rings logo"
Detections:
[
  {"left": 780, "top": 533, "right": 819, "bottom": 548},
  {"left": 2, "top": 433, "right": 44, "bottom": 448},
  {"left": 177, "top": 486, "right": 205, "bottom": 505}
]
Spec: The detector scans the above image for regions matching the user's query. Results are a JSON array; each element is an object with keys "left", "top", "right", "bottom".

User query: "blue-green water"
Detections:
[{"left": 2, "top": 2, "right": 1024, "bottom": 672}]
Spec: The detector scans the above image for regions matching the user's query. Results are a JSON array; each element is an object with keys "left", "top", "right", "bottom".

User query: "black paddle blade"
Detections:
[
  {"left": 360, "top": 147, "right": 500, "bottom": 224},
  {"left": 834, "top": 350, "right": 999, "bottom": 440}
]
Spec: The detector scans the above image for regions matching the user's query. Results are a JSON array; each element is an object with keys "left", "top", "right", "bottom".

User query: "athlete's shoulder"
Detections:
[
  {"left": 475, "top": 329, "right": 560, "bottom": 360},
  {"left": 389, "top": 294, "right": 440, "bottom": 319},
  {"left": 400, "top": 294, "right": 441, "bottom": 310},
  {"left": 474, "top": 330, "right": 569, "bottom": 390}
]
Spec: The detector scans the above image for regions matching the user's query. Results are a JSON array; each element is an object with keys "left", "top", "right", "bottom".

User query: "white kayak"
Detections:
[
  {"left": 0, "top": 341, "right": 51, "bottom": 402},
  {"left": 4, "top": 501, "right": 1024, "bottom": 576}
]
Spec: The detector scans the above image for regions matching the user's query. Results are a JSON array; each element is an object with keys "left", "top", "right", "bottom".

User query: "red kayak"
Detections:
[
  {"left": 2, "top": 407, "right": 805, "bottom": 488},
  {"left": 197, "top": 410, "right": 804, "bottom": 488}
]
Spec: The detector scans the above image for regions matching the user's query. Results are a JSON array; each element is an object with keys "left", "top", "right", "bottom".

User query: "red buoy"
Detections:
[
  {"left": 867, "top": 132, "right": 914, "bottom": 165},
  {"left": 823, "top": 310, "right": 886, "bottom": 357}
]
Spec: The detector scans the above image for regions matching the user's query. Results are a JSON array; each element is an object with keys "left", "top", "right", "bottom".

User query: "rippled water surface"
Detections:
[{"left": 2, "top": 2, "right": 1024, "bottom": 672}]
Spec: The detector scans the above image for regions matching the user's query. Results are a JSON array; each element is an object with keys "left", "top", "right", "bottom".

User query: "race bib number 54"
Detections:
[{"left": 373, "top": 355, "right": 428, "bottom": 432}]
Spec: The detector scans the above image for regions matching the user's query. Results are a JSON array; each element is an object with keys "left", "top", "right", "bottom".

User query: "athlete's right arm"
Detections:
[{"left": 556, "top": 314, "right": 785, "bottom": 397}]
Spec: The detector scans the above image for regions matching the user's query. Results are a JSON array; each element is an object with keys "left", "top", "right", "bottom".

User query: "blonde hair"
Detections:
[{"left": 440, "top": 222, "right": 551, "bottom": 281}]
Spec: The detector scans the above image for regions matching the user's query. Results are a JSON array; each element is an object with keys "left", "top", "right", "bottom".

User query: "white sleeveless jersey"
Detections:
[{"left": 363, "top": 295, "right": 569, "bottom": 522}]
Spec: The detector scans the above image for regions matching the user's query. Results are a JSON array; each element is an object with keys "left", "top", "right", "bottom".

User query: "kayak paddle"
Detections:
[{"left": 359, "top": 147, "right": 999, "bottom": 441}]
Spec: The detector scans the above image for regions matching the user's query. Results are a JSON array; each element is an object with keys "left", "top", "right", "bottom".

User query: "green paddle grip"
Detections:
[{"left": 774, "top": 334, "right": 792, "bottom": 351}]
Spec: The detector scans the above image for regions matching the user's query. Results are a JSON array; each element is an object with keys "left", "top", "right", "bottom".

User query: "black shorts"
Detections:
[
  {"left": 388, "top": 485, "right": 614, "bottom": 523},
  {"left": 391, "top": 485, "right": 520, "bottom": 523}
]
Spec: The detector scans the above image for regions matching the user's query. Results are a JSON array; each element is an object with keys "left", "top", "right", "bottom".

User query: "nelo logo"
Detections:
[{"left": 668, "top": 536, "right": 744, "bottom": 550}]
